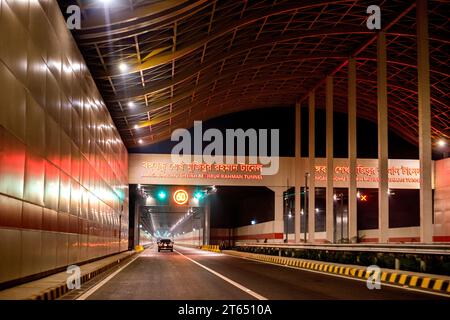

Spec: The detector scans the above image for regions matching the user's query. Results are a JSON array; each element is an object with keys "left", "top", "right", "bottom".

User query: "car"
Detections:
[{"left": 158, "top": 239, "right": 174, "bottom": 252}]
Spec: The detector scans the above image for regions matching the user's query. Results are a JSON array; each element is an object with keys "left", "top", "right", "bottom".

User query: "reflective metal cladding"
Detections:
[{"left": 0, "top": 0, "right": 128, "bottom": 284}]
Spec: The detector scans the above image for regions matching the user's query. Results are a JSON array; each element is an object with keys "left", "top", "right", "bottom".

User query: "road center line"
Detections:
[
  {"left": 175, "top": 248, "right": 268, "bottom": 300},
  {"left": 76, "top": 252, "right": 142, "bottom": 300}
]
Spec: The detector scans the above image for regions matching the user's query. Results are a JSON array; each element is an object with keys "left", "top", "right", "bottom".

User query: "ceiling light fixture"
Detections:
[
  {"left": 119, "top": 63, "right": 128, "bottom": 72},
  {"left": 437, "top": 139, "right": 447, "bottom": 147}
]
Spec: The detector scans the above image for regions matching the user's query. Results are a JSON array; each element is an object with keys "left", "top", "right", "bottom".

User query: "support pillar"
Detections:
[
  {"left": 326, "top": 76, "right": 334, "bottom": 243},
  {"left": 417, "top": 0, "right": 433, "bottom": 243},
  {"left": 204, "top": 197, "right": 210, "bottom": 245},
  {"left": 308, "top": 91, "right": 315, "bottom": 242},
  {"left": 348, "top": 58, "right": 358, "bottom": 242},
  {"left": 269, "top": 186, "right": 285, "bottom": 243},
  {"left": 295, "top": 101, "right": 302, "bottom": 243},
  {"left": 377, "top": 31, "right": 389, "bottom": 243},
  {"left": 134, "top": 203, "right": 140, "bottom": 247}
]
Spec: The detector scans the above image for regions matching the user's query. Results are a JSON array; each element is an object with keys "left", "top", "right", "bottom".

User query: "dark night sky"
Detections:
[{"left": 129, "top": 106, "right": 420, "bottom": 159}]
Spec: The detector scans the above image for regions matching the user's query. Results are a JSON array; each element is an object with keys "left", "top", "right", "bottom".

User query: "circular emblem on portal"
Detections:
[{"left": 173, "top": 189, "right": 189, "bottom": 205}]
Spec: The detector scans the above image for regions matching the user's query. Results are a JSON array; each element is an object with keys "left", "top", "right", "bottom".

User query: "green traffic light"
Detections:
[
  {"left": 157, "top": 190, "right": 167, "bottom": 200},
  {"left": 194, "top": 191, "right": 203, "bottom": 200}
]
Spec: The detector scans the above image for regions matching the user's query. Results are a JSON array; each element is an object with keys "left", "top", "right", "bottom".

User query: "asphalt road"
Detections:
[{"left": 84, "top": 246, "right": 446, "bottom": 300}]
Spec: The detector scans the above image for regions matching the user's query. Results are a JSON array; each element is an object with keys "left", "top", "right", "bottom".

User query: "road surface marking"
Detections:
[
  {"left": 229, "top": 254, "right": 450, "bottom": 298},
  {"left": 175, "top": 248, "right": 268, "bottom": 300},
  {"left": 76, "top": 253, "right": 142, "bottom": 300}
]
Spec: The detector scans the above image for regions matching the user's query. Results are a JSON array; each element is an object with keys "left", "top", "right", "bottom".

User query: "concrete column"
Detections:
[
  {"left": 417, "top": 0, "right": 433, "bottom": 243},
  {"left": 348, "top": 58, "right": 358, "bottom": 242},
  {"left": 269, "top": 186, "right": 285, "bottom": 242},
  {"left": 295, "top": 101, "right": 302, "bottom": 243},
  {"left": 326, "top": 76, "right": 334, "bottom": 243},
  {"left": 308, "top": 91, "right": 315, "bottom": 242},
  {"left": 134, "top": 201, "right": 140, "bottom": 247},
  {"left": 377, "top": 31, "right": 389, "bottom": 243},
  {"left": 204, "top": 197, "right": 210, "bottom": 245}
]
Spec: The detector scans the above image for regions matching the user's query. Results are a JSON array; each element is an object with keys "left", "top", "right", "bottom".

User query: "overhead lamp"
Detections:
[
  {"left": 134, "top": 124, "right": 138, "bottom": 129},
  {"left": 437, "top": 139, "right": 447, "bottom": 147},
  {"left": 138, "top": 139, "right": 143, "bottom": 144},
  {"left": 119, "top": 62, "right": 128, "bottom": 72},
  {"left": 128, "top": 101, "right": 135, "bottom": 108}
]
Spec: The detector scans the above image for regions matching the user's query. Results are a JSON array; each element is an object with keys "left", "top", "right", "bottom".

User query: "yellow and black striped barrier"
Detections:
[
  {"left": 225, "top": 251, "right": 450, "bottom": 295},
  {"left": 200, "top": 245, "right": 221, "bottom": 253}
]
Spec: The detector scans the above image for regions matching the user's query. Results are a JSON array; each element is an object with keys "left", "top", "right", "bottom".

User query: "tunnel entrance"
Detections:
[
  {"left": 129, "top": 184, "right": 276, "bottom": 248},
  {"left": 129, "top": 185, "right": 213, "bottom": 248}
]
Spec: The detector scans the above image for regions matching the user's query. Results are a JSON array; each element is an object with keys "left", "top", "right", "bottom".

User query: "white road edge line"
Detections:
[
  {"left": 230, "top": 254, "right": 450, "bottom": 298},
  {"left": 175, "top": 249, "right": 268, "bottom": 300},
  {"left": 76, "top": 253, "right": 142, "bottom": 300}
]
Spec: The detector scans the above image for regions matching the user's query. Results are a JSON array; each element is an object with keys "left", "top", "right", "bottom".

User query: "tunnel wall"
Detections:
[
  {"left": 0, "top": 0, "right": 128, "bottom": 285},
  {"left": 174, "top": 228, "right": 204, "bottom": 246}
]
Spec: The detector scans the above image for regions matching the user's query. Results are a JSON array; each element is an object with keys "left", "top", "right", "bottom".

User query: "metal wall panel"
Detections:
[
  {"left": 0, "top": 127, "right": 26, "bottom": 199},
  {"left": 40, "top": 231, "right": 57, "bottom": 272},
  {"left": 68, "top": 233, "right": 79, "bottom": 265},
  {"left": 0, "top": 2, "right": 28, "bottom": 84},
  {"left": 0, "top": 193, "right": 22, "bottom": 229},
  {"left": 0, "top": 62, "right": 26, "bottom": 142},
  {"left": 56, "top": 232, "right": 68, "bottom": 268},
  {"left": 23, "top": 151, "right": 45, "bottom": 206},
  {"left": 22, "top": 202, "right": 43, "bottom": 231},
  {"left": 0, "top": 0, "right": 129, "bottom": 284},
  {"left": 45, "top": 115, "right": 61, "bottom": 168},
  {"left": 21, "top": 230, "right": 43, "bottom": 278},
  {"left": 44, "top": 161, "right": 59, "bottom": 211},
  {"left": 26, "top": 95, "right": 46, "bottom": 157},
  {"left": 0, "top": 229, "right": 21, "bottom": 283}
]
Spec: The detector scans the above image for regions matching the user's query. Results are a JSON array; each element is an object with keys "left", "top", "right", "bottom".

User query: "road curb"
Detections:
[
  {"left": 224, "top": 250, "right": 450, "bottom": 296},
  {"left": 29, "top": 252, "right": 137, "bottom": 300}
]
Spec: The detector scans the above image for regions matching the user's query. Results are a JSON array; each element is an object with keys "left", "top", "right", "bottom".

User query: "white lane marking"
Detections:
[
  {"left": 76, "top": 253, "right": 142, "bottom": 300},
  {"left": 230, "top": 255, "right": 450, "bottom": 299},
  {"left": 175, "top": 249, "right": 268, "bottom": 300}
]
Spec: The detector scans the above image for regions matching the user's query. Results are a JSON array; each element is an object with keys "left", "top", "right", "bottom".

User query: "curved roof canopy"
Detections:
[{"left": 62, "top": 0, "right": 449, "bottom": 148}]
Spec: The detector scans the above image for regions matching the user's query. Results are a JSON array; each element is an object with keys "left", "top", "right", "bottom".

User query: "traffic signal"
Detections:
[
  {"left": 194, "top": 191, "right": 203, "bottom": 200},
  {"left": 157, "top": 190, "right": 167, "bottom": 200}
]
